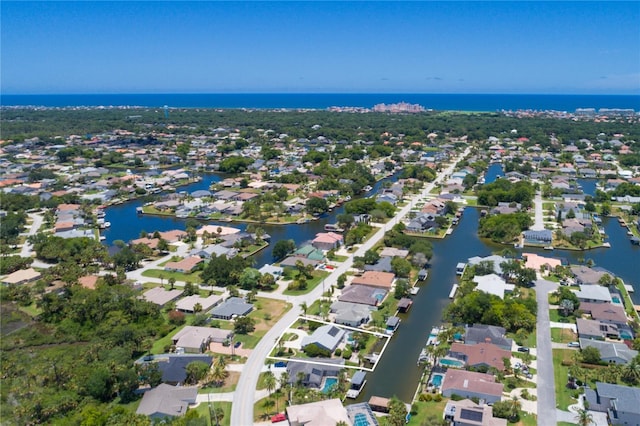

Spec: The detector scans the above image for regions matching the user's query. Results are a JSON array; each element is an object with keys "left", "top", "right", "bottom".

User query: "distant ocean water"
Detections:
[{"left": 2, "top": 93, "right": 639, "bottom": 112}]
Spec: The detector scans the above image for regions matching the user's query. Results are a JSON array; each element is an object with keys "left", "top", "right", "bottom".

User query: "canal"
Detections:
[
  {"left": 103, "top": 172, "right": 638, "bottom": 403},
  {"left": 102, "top": 173, "right": 397, "bottom": 267},
  {"left": 357, "top": 208, "right": 639, "bottom": 403}
]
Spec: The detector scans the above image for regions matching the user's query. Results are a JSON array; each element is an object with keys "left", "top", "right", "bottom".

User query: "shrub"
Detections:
[
  {"left": 334, "top": 348, "right": 342, "bottom": 357},
  {"left": 168, "top": 310, "right": 186, "bottom": 326},
  {"left": 433, "top": 394, "right": 442, "bottom": 402},
  {"left": 342, "top": 349, "right": 352, "bottom": 359}
]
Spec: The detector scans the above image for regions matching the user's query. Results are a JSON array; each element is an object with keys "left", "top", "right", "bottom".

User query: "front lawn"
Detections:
[
  {"left": 198, "top": 371, "right": 240, "bottom": 393},
  {"left": 551, "top": 328, "right": 577, "bottom": 344},
  {"left": 142, "top": 268, "right": 202, "bottom": 284},
  {"left": 283, "top": 271, "right": 330, "bottom": 296},
  {"left": 553, "top": 349, "right": 579, "bottom": 410},
  {"left": 192, "top": 401, "right": 232, "bottom": 426},
  {"left": 407, "top": 400, "right": 448, "bottom": 425}
]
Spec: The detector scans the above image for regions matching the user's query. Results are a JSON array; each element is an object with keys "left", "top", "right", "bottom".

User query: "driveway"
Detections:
[
  {"left": 531, "top": 191, "right": 544, "bottom": 231},
  {"left": 535, "top": 278, "right": 559, "bottom": 426}
]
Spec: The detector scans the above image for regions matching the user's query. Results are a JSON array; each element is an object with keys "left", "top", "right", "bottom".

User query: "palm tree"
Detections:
[
  {"left": 264, "top": 371, "right": 276, "bottom": 396},
  {"left": 215, "top": 355, "right": 227, "bottom": 369},
  {"left": 168, "top": 277, "right": 176, "bottom": 290},
  {"left": 509, "top": 396, "right": 521, "bottom": 421},
  {"left": 209, "top": 364, "right": 227, "bottom": 387},
  {"left": 622, "top": 357, "right": 640, "bottom": 385},
  {"left": 299, "top": 302, "right": 308, "bottom": 316},
  {"left": 575, "top": 408, "right": 594, "bottom": 426}
]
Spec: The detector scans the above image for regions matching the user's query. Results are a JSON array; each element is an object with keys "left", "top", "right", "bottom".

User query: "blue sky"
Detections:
[{"left": 2, "top": 1, "right": 639, "bottom": 94}]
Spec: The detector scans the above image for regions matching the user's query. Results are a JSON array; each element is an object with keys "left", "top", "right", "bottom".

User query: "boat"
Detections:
[
  {"left": 544, "top": 246, "right": 554, "bottom": 250},
  {"left": 345, "top": 372, "right": 367, "bottom": 399},
  {"left": 324, "top": 223, "right": 345, "bottom": 233},
  {"left": 99, "top": 236, "right": 106, "bottom": 241},
  {"left": 425, "top": 326, "right": 441, "bottom": 346},
  {"left": 363, "top": 185, "right": 373, "bottom": 192},
  {"left": 449, "top": 283, "right": 459, "bottom": 299},
  {"left": 409, "top": 287, "right": 419, "bottom": 295},
  {"left": 136, "top": 207, "right": 143, "bottom": 214}
]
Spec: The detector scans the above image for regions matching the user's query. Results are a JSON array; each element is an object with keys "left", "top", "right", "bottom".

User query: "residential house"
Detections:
[
  {"left": 286, "top": 398, "right": 351, "bottom": 426},
  {"left": 258, "top": 264, "right": 284, "bottom": 278},
  {"left": 363, "top": 256, "right": 394, "bottom": 273},
  {"left": 464, "top": 324, "right": 513, "bottom": 351},
  {"left": 312, "top": 232, "right": 343, "bottom": 251},
  {"left": 209, "top": 297, "right": 254, "bottom": 320},
  {"left": 351, "top": 271, "right": 395, "bottom": 290},
  {"left": 339, "top": 285, "right": 387, "bottom": 306},
  {"left": 135, "top": 354, "right": 212, "bottom": 385},
  {"left": 578, "top": 339, "right": 638, "bottom": 364},
  {"left": 285, "top": 358, "right": 344, "bottom": 388},
  {"left": 447, "top": 342, "right": 512, "bottom": 371},
  {"left": 466, "top": 255, "right": 508, "bottom": 275},
  {"left": 175, "top": 294, "right": 223, "bottom": 313},
  {"left": 2, "top": 268, "right": 41, "bottom": 285},
  {"left": 441, "top": 369, "right": 504, "bottom": 404},
  {"left": 576, "top": 318, "right": 620, "bottom": 340},
  {"left": 443, "top": 399, "right": 507, "bottom": 426},
  {"left": 522, "top": 253, "right": 561, "bottom": 272},
  {"left": 164, "top": 256, "right": 203, "bottom": 273},
  {"left": 172, "top": 326, "right": 232, "bottom": 353},
  {"left": 523, "top": 229, "right": 553, "bottom": 244},
  {"left": 301, "top": 324, "right": 346, "bottom": 352},
  {"left": 585, "top": 382, "right": 640, "bottom": 425},
  {"left": 472, "top": 274, "right": 515, "bottom": 299},
  {"left": 571, "top": 266, "right": 611, "bottom": 285},
  {"left": 580, "top": 302, "right": 628, "bottom": 327},
  {"left": 136, "top": 384, "right": 198, "bottom": 420},
  {"left": 330, "top": 301, "right": 374, "bottom": 327},
  {"left": 142, "top": 287, "right": 184, "bottom": 307},
  {"left": 574, "top": 285, "right": 612, "bottom": 304}
]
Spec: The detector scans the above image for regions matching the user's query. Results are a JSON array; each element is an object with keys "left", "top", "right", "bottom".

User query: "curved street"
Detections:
[{"left": 230, "top": 149, "right": 469, "bottom": 425}]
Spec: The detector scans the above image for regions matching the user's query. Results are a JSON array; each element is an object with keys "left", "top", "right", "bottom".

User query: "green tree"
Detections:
[
  {"left": 234, "top": 316, "right": 256, "bottom": 334},
  {"left": 272, "top": 239, "right": 296, "bottom": 261},
  {"left": 575, "top": 408, "right": 594, "bottom": 426},
  {"left": 387, "top": 396, "right": 408, "bottom": 426},
  {"left": 581, "top": 346, "right": 602, "bottom": 364},
  {"left": 185, "top": 361, "right": 210, "bottom": 384}
]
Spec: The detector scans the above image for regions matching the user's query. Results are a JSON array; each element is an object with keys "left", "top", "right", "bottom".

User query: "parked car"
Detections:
[
  {"left": 517, "top": 347, "right": 530, "bottom": 353},
  {"left": 567, "top": 341, "right": 580, "bottom": 348}
]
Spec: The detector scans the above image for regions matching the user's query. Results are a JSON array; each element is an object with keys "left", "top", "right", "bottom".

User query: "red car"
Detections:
[{"left": 271, "top": 413, "right": 286, "bottom": 423}]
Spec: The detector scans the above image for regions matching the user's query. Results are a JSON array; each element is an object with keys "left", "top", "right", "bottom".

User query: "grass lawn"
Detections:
[
  {"left": 18, "top": 302, "right": 42, "bottom": 317},
  {"left": 553, "top": 349, "right": 578, "bottom": 410},
  {"left": 151, "top": 324, "right": 184, "bottom": 354},
  {"left": 142, "top": 268, "right": 202, "bottom": 284},
  {"left": 198, "top": 371, "right": 240, "bottom": 393},
  {"left": 234, "top": 297, "right": 291, "bottom": 349},
  {"left": 516, "top": 412, "right": 538, "bottom": 426},
  {"left": 283, "top": 271, "right": 330, "bottom": 296},
  {"left": 551, "top": 328, "right": 577, "bottom": 344},
  {"left": 330, "top": 255, "right": 349, "bottom": 262},
  {"left": 192, "top": 400, "right": 232, "bottom": 426},
  {"left": 549, "top": 309, "right": 573, "bottom": 323},
  {"left": 254, "top": 391, "right": 287, "bottom": 422},
  {"left": 407, "top": 400, "right": 448, "bottom": 425}
]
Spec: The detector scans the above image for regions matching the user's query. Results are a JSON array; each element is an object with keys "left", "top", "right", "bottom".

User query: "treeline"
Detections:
[
  {"left": 476, "top": 180, "right": 535, "bottom": 208},
  {"left": 478, "top": 213, "right": 533, "bottom": 244},
  {"left": 4, "top": 108, "right": 640, "bottom": 146}
]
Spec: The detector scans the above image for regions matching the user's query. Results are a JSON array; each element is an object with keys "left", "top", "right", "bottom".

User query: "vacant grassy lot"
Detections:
[{"left": 551, "top": 328, "right": 577, "bottom": 344}]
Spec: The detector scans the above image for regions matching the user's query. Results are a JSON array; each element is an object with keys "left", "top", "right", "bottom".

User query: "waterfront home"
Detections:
[
  {"left": 464, "top": 324, "right": 513, "bottom": 351},
  {"left": 142, "top": 287, "right": 184, "bottom": 307},
  {"left": 339, "top": 285, "right": 387, "bottom": 306},
  {"left": 580, "top": 302, "right": 629, "bottom": 328},
  {"left": 158, "top": 229, "right": 187, "bottom": 243},
  {"left": 280, "top": 256, "right": 322, "bottom": 269},
  {"left": 301, "top": 324, "right": 347, "bottom": 353},
  {"left": 578, "top": 339, "right": 638, "bottom": 364},
  {"left": 351, "top": 271, "right": 395, "bottom": 290},
  {"left": 258, "top": 263, "right": 283, "bottom": 278},
  {"left": 175, "top": 294, "right": 222, "bottom": 313},
  {"left": 585, "top": 382, "right": 640, "bottom": 425},
  {"left": 472, "top": 274, "right": 515, "bottom": 299},
  {"left": 522, "top": 253, "right": 561, "bottom": 272},
  {"left": 571, "top": 266, "right": 611, "bottom": 285},
  {"left": 130, "top": 237, "right": 160, "bottom": 250},
  {"left": 136, "top": 384, "right": 197, "bottom": 420},
  {"left": 135, "top": 353, "right": 212, "bottom": 385},
  {"left": 443, "top": 399, "right": 507, "bottom": 426},
  {"left": 447, "top": 342, "right": 512, "bottom": 371},
  {"left": 379, "top": 247, "right": 410, "bottom": 258},
  {"left": 466, "top": 255, "right": 509, "bottom": 275},
  {"left": 286, "top": 398, "right": 351, "bottom": 426},
  {"left": 406, "top": 213, "right": 439, "bottom": 233},
  {"left": 190, "top": 244, "right": 237, "bottom": 259},
  {"left": 285, "top": 358, "right": 344, "bottom": 388},
  {"left": 1, "top": 268, "right": 41, "bottom": 286},
  {"left": 574, "top": 285, "right": 613, "bottom": 304},
  {"left": 172, "top": 326, "right": 232, "bottom": 353},
  {"left": 523, "top": 229, "right": 553, "bottom": 245},
  {"left": 441, "top": 369, "right": 504, "bottom": 404},
  {"left": 576, "top": 318, "right": 620, "bottom": 341},
  {"left": 364, "top": 256, "right": 394, "bottom": 273},
  {"left": 209, "top": 297, "right": 253, "bottom": 320},
  {"left": 164, "top": 256, "right": 203, "bottom": 273},
  {"left": 345, "top": 402, "right": 379, "bottom": 426},
  {"left": 330, "top": 301, "right": 374, "bottom": 327},
  {"left": 312, "top": 232, "right": 343, "bottom": 251}
]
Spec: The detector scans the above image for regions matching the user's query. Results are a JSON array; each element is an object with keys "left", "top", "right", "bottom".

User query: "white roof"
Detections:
[
  {"left": 574, "top": 285, "right": 612, "bottom": 303},
  {"left": 2, "top": 268, "right": 41, "bottom": 284},
  {"left": 286, "top": 398, "right": 351, "bottom": 426},
  {"left": 175, "top": 294, "right": 222, "bottom": 312},
  {"left": 473, "top": 274, "right": 515, "bottom": 299}
]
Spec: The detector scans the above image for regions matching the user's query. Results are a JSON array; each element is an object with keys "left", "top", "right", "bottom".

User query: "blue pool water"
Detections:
[
  {"left": 431, "top": 374, "right": 443, "bottom": 387},
  {"left": 322, "top": 377, "right": 338, "bottom": 393},
  {"left": 612, "top": 296, "right": 621, "bottom": 304},
  {"left": 353, "top": 413, "right": 371, "bottom": 426},
  {"left": 621, "top": 330, "right": 633, "bottom": 340},
  {"left": 440, "top": 358, "right": 464, "bottom": 367}
]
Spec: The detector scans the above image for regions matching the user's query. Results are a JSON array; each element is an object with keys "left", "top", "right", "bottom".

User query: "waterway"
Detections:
[
  {"left": 102, "top": 173, "right": 396, "bottom": 267},
  {"left": 103, "top": 173, "right": 639, "bottom": 403},
  {"left": 484, "top": 163, "right": 504, "bottom": 184},
  {"left": 356, "top": 208, "right": 639, "bottom": 403}
]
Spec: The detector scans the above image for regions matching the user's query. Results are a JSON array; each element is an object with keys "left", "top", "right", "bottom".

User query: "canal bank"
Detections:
[
  {"left": 102, "top": 172, "right": 398, "bottom": 268},
  {"left": 355, "top": 209, "right": 639, "bottom": 404}
]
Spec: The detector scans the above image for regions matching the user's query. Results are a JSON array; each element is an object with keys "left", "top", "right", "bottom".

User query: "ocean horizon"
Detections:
[{"left": 2, "top": 93, "right": 639, "bottom": 112}]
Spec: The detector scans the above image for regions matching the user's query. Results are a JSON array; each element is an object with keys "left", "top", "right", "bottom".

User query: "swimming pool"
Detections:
[
  {"left": 612, "top": 296, "right": 621, "bottom": 304},
  {"left": 431, "top": 374, "right": 444, "bottom": 387},
  {"left": 322, "top": 377, "right": 338, "bottom": 393},
  {"left": 440, "top": 358, "right": 464, "bottom": 367},
  {"left": 620, "top": 330, "right": 633, "bottom": 340}
]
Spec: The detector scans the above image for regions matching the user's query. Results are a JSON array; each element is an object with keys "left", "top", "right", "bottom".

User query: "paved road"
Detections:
[
  {"left": 531, "top": 191, "right": 545, "bottom": 231},
  {"left": 535, "top": 278, "right": 559, "bottom": 426},
  {"left": 19, "top": 212, "right": 43, "bottom": 257},
  {"left": 230, "top": 149, "right": 469, "bottom": 425}
]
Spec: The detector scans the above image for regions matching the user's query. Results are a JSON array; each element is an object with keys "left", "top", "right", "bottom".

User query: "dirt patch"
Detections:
[
  {"left": 251, "top": 298, "right": 290, "bottom": 332},
  {"left": 209, "top": 341, "right": 252, "bottom": 357}
]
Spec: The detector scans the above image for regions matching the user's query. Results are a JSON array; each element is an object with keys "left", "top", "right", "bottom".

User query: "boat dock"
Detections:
[{"left": 449, "top": 283, "right": 459, "bottom": 299}]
